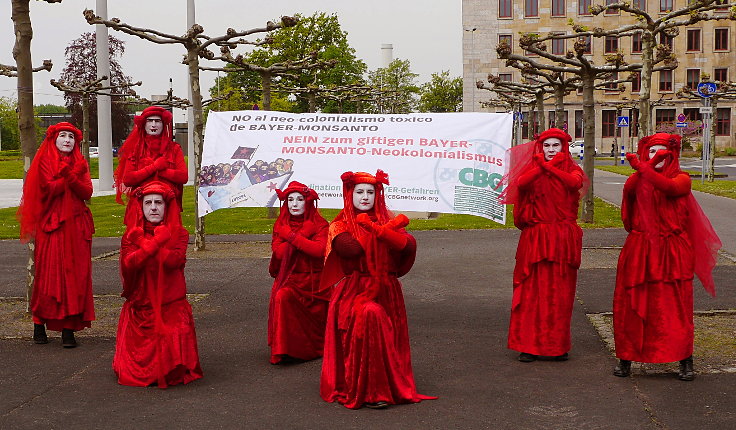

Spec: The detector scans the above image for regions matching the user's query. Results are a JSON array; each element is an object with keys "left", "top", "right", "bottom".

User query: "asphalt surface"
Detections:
[{"left": 0, "top": 228, "right": 734, "bottom": 429}]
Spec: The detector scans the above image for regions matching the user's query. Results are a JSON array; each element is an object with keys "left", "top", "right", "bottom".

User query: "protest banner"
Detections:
[{"left": 199, "top": 111, "right": 513, "bottom": 223}]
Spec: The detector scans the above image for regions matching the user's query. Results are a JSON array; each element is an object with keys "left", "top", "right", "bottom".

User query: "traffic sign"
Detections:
[
  {"left": 676, "top": 122, "right": 687, "bottom": 128},
  {"left": 617, "top": 116, "right": 629, "bottom": 127},
  {"left": 700, "top": 107, "right": 713, "bottom": 114},
  {"left": 677, "top": 113, "right": 686, "bottom": 123},
  {"left": 697, "top": 82, "right": 717, "bottom": 98},
  {"left": 513, "top": 112, "right": 524, "bottom": 121}
]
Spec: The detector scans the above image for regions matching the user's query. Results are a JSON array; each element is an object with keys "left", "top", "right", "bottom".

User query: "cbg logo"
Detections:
[{"left": 458, "top": 168, "right": 502, "bottom": 189}]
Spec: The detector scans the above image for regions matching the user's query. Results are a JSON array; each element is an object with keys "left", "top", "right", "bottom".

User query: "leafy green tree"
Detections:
[
  {"left": 367, "top": 59, "right": 419, "bottom": 113},
  {"left": 0, "top": 97, "right": 20, "bottom": 150},
  {"left": 212, "top": 12, "right": 367, "bottom": 113},
  {"left": 418, "top": 71, "right": 462, "bottom": 113}
]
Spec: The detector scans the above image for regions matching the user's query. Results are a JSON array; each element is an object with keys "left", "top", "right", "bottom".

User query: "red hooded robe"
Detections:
[
  {"left": 499, "top": 128, "right": 587, "bottom": 357},
  {"left": 18, "top": 122, "right": 95, "bottom": 332},
  {"left": 267, "top": 181, "right": 330, "bottom": 364},
  {"left": 113, "top": 181, "right": 203, "bottom": 388},
  {"left": 613, "top": 133, "right": 720, "bottom": 363},
  {"left": 319, "top": 170, "right": 435, "bottom": 409}
]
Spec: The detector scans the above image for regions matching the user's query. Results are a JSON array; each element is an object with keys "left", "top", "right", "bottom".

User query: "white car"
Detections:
[
  {"left": 569, "top": 141, "right": 598, "bottom": 157},
  {"left": 89, "top": 147, "right": 99, "bottom": 158}
]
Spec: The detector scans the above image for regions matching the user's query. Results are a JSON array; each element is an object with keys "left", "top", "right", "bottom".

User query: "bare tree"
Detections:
[
  {"left": 50, "top": 77, "right": 141, "bottom": 165},
  {"left": 593, "top": 1, "right": 736, "bottom": 136},
  {"left": 84, "top": 10, "right": 298, "bottom": 250}
]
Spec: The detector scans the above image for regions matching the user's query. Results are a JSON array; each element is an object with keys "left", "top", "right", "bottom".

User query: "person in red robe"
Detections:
[
  {"left": 320, "top": 170, "right": 436, "bottom": 409},
  {"left": 613, "top": 133, "right": 721, "bottom": 381},
  {"left": 499, "top": 128, "right": 587, "bottom": 362},
  {"left": 268, "top": 181, "right": 330, "bottom": 364},
  {"left": 114, "top": 181, "right": 203, "bottom": 388},
  {"left": 115, "top": 106, "right": 187, "bottom": 225},
  {"left": 18, "top": 122, "right": 95, "bottom": 348}
]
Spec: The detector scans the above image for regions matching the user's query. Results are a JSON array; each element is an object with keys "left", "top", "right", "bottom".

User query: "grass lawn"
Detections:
[
  {"left": 0, "top": 186, "right": 622, "bottom": 239},
  {"left": 596, "top": 165, "right": 736, "bottom": 200}
]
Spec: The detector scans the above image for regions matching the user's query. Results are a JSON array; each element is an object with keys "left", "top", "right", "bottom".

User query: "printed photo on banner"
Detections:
[{"left": 199, "top": 111, "right": 513, "bottom": 224}]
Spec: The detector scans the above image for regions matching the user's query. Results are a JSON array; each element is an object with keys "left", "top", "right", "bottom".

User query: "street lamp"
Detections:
[{"left": 464, "top": 27, "right": 477, "bottom": 112}]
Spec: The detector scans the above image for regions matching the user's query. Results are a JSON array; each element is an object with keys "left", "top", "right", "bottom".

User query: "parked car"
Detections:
[
  {"left": 569, "top": 140, "right": 598, "bottom": 157},
  {"left": 89, "top": 146, "right": 99, "bottom": 158}
]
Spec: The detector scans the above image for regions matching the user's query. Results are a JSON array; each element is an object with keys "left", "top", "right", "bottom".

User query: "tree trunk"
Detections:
[
  {"left": 536, "top": 91, "right": 546, "bottom": 131},
  {"left": 307, "top": 92, "right": 316, "bottom": 113},
  {"left": 81, "top": 96, "right": 91, "bottom": 166},
  {"left": 12, "top": 0, "right": 36, "bottom": 311},
  {"left": 581, "top": 73, "right": 596, "bottom": 223},
  {"left": 188, "top": 49, "right": 206, "bottom": 251},
  {"left": 638, "top": 31, "right": 654, "bottom": 137},
  {"left": 261, "top": 72, "right": 272, "bottom": 111},
  {"left": 554, "top": 86, "right": 566, "bottom": 128},
  {"left": 708, "top": 98, "right": 717, "bottom": 182}
]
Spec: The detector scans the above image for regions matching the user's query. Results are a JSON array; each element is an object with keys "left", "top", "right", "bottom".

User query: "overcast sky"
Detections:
[{"left": 0, "top": 0, "right": 462, "bottom": 121}]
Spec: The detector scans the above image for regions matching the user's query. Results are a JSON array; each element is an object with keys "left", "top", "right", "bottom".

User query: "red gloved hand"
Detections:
[
  {"left": 648, "top": 149, "right": 671, "bottom": 168},
  {"left": 550, "top": 151, "right": 568, "bottom": 166},
  {"left": 277, "top": 227, "right": 296, "bottom": 242},
  {"left": 385, "top": 214, "right": 410, "bottom": 231},
  {"left": 153, "top": 156, "right": 169, "bottom": 171},
  {"left": 533, "top": 153, "right": 546, "bottom": 166},
  {"left": 626, "top": 153, "right": 641, "bottom": 170},
  {"left": 58, "top": 159, "right": 73, "bottom": 177},
  {"left": 127, "top": 227, "right": 144, "bottom": 245},
  {"left": 71, "top": 160, "right": 87, "bottom": 176},
  {"left": 153, "top": 225, "right": 171, "bottom": 245},
  {"left": 355, "top": 213, "right": 379, "bottom": 233}
]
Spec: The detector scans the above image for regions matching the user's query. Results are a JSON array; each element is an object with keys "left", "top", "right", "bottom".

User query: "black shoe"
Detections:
[
  {"left": 553, "top": 353, "right": 569, "bottom": 361},
  {"left": 613, "top": 359, "right": 631, "bottom": 377},
  {"left": 678, "top": 356, "right": 695, "bottom": 381},
  {"left": 518, "top": 352, "right": 537, "bottom": 362},
  {"left": 33, "top": 324, "right": 48, "bottom": 344},
  {"left": 61, "top": 329, "right": 77, "bottom": 348},
  {"left": 364, "top": 401, "right": 389, "bottom": 409}
]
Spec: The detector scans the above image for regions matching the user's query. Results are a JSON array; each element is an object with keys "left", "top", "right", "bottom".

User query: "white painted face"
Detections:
[
  {"left": 142, "top": 193, "right": 166, "bottom": 224},
  {"left": 287, "top": 192, "right": 306, "bottom": 216},
  {"left": 542, "top": 137, "right": 563, "bottom": 161},
  {"left": 55, "top": 130, "right": 76, "bottom": 153},
  {"left": 144, "top": 115, "right": 163, "bottom": 136},
  {"left": 648, "top": 144, "right": 668, "bottom": 169},
  {"left": 352, "top": 183, "right": 375, "bottom": 211}
]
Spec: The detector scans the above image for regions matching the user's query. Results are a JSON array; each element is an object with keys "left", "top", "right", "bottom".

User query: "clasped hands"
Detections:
[
  {"left": 626, "top": 149, "right": 671, "bottom": 171},
  {"left": 129, "top": 225, "right": 172, "bottom": 256},
  {"left": 355, "top": 213, "right": 410, "bottom": 236},
  {"left": 532, "top": 152, "right": 567, "bottom": 170}
]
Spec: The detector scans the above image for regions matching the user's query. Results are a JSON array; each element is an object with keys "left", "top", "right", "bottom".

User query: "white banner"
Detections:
[{"left": 199, "top": 111, "right": 513, "bottom": 223}]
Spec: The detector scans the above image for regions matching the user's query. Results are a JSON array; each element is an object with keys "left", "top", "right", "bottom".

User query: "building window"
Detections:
[
  {"left": 659, "top": 33, "right": 674, "bottom": 48},
  {"left": 605, "top": 36, "right": 619, "bottom": 53},
  {"left": 499, "top": 34, "right": 512, "bottom": 51},
  {"left": 686, "top": 69, "right": 701, "bottom": 90},
  {"left": 684, "top": 108, "right": 703, "bottom": 136},
  {"left": 605, "top": 0, "right": 619, "bottom": 14},
  {"left": 579, "top": 0, "right": 592, "bottom": 15},
  {"left": 633, "top": 0, "right": 647, "bottom": 10},
  {"left": 575, "top": 110, "right": 584, "bottom": 139},
  {"left": 525, "top": 0, "right": 538, "bottom": 17},
  {"left": 605, "top": 72, "right": 619, "bottom": 92},
  {"left": 552, "top": 0, "right": 566, "bottom": 16},
  {"left": 552, "top": 35, "right": 566, "bottom": 55},
  {"left": 499, "top": 0, "right": 512, "bottom": 18},
  {"left": 602, "top": 110, "right": 618, "bottom": 138},
  {"left": 716, "top": 108, "right": 731, "bottom": 136},
  {"left": 548, "top": 110, "right": 569, "bottom": 130},
  {"left": 715, "top": 28, "right": 729, "bottom": 51},
  {"left": 579, "top": 35, "right": 592, "bottom": 54},
  {"left": 630, "top": 109, "right": 639, "bottom": 137},
  {"left": 659, "top": 70, "right": 673, "bottom": 92},
  {"left": 655, "top": 109, "right": 676, "bottom": 130},
  {"left": 660, "top": 0, "right": 673, "bottom": 12},
  {"left": 714, "top": 68, "right": 728, "bottom": 82},
  {"left": 715, "top": 0, "right": 729, "bottom": 11},
  {"left": 686, "top": 29, "right": 701, "bottom": 52},
  {"left": 631, "top": 71, "right": 641, "bottom": 93},
  {"left": 499, "top": 73, "right": 512, "bottom": 82},
  {"left": 632, "top": 33, "right": 643, "bottom": 53}
]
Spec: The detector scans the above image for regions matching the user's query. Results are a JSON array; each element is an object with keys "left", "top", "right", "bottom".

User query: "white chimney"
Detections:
[{"left": 381, "top": 44, "right": 393, "bottom": 68}]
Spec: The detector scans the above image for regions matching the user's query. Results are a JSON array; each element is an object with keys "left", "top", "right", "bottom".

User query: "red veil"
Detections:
[
  {"left": 17, "top": 122, "right": 86, "bottom": 242},
  {"left": 631, "top": 133, "right": 721, "bottom": 296}
]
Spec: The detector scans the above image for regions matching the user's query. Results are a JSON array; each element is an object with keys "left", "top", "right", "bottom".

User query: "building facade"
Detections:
[{"left": 463, "top": 0, "right": 735, "bottom": 152}]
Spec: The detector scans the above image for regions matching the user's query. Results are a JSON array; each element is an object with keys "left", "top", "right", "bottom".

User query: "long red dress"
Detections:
[
  {"left": 613, "top": 133, "right": 720, "bottom": 363},
  {"left": 114, "top": 183, "right": 202, "bottom": 388},
  {"left": 19, "top": 123, "right": 95, "bottom": 332},
  {"left": 320, "top": 170, "right": 435, "bottom": 409},
  {"left": 268, "top": 183, "right": 330, "bottom": 364},
  {"left": 501, "top": 129, "right": 585, "bottom": 357}
]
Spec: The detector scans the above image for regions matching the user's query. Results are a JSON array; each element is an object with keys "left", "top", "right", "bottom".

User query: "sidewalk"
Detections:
[{"left": 0, "top": 230, "right": 734, "bottom": 429}]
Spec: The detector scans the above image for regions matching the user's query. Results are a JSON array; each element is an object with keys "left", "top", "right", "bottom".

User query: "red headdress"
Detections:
[
  {"left": 114, "top": 106, "right": 175, "bottom": 204},
  {"left": 17, "top": 122, "right": 86, "bottom": 242},
  {"left": 633, "top": 133, "right": 721, "bottom": 296},
  {"left": 498, "top": 128, "right": 585, "bottom": 204}
]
